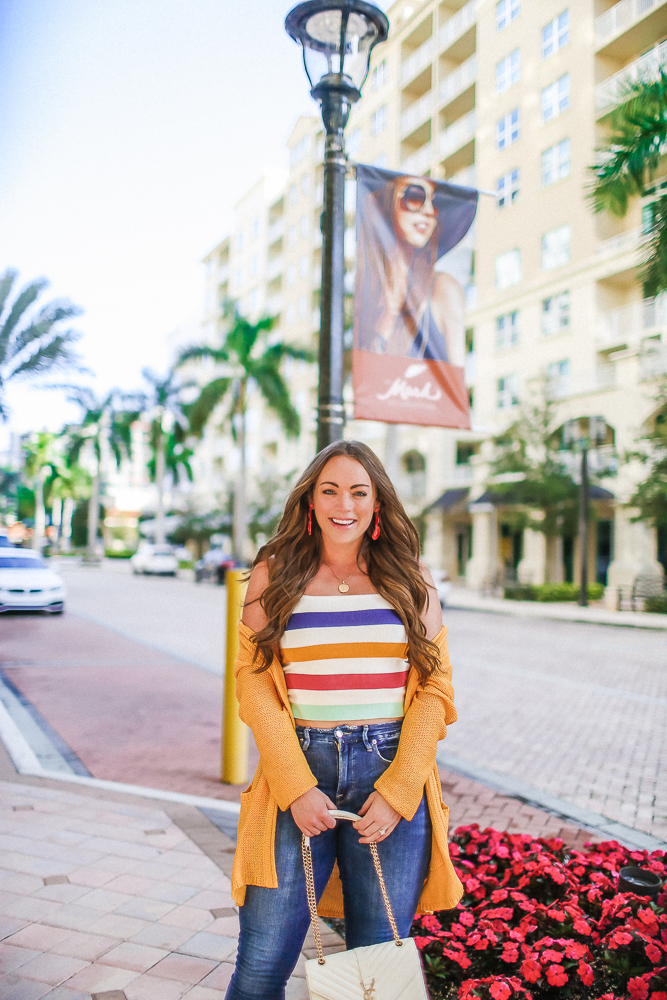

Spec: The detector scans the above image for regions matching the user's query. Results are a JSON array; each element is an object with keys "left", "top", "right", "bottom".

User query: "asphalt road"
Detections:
[{"left": 6, "top": 559, "right": 666, "bottom": 842}]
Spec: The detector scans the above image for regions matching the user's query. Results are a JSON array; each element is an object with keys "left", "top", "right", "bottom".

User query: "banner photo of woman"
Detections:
[{"left": 353, "top": 164, "right": 478, "bottom": 428}]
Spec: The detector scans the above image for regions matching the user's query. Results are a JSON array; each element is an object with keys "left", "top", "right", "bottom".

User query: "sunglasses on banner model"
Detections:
[{"left": 400, "top": 184, "right": 435, "bottom": 214}]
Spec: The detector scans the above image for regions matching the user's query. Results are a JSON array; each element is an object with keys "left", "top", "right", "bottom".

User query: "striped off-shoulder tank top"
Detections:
[{"left": 280, "top": 593, "right": 409, "bottom": 722}]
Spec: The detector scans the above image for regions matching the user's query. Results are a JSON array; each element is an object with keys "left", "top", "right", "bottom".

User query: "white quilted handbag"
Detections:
[{"left": 302, "top": 809, "right": 429, "bottom": 1000}]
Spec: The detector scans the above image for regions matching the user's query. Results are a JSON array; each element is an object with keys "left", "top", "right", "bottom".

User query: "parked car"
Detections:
[
  {"left": 0, "top": 535, "right": 14, "bottom": 547},
  {"left": 429, "top": 568, "right": 452, "bottom": 607},
  {"left": 130, "top": 542, "right": 178, "bottom": 576},
  {"left": 0, "top": 549, "right": 66, "bottom": 613},
  {"left": 195, "top": 548, "right": 236, "bottom": 584}
]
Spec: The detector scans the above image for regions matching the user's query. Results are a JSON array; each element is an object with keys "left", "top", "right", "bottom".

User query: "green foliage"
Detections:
[
  {"left": 0, "top": 269, "right": 84, "bottom": 419},
  {"left": 17, "top": 484, "right": 35, "bottom": 521},
  {"left": 645, "top": 593, "right": 667, "bottom": 613},
  {"left": 488, "top": 399, "right": 580, "bottom": 537},
  {"left": 104, "top": 549, "right": 134, "bottom": 559},
  {"left": 140, "top": 367, "right": 194, "bottom": 485},
  {"left": 504, "top": 582, "right": 605, "bottom": 602},
  {"left": 590, "top": 70, "right": 667, "bottom": 295},
  {"left": 59, "top": 387, "right": 142, "bottom": 471},
  {"left": 627, "top": 377, "right": 667, "bottom": 527}
]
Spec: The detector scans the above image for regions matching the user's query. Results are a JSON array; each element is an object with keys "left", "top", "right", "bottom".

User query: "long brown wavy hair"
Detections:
[{"left": 250, "top": 440, "right": 441, "bottom": 681}]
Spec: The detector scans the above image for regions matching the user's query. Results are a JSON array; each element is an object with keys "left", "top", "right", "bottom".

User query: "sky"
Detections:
[{"left": 0, "top": 0, "right": 391, "bottom": 446}]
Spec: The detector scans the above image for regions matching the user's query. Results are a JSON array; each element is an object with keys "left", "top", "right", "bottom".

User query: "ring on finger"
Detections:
[{"left": 378, "top": 828, "right": 387, "bottom": 836}]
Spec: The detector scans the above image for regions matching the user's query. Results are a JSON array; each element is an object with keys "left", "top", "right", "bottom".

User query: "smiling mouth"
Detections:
[{"left": 330, "top": 518, "right": 356, "bottom": 526}]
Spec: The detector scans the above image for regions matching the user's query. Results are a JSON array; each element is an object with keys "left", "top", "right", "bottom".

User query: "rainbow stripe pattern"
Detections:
[{"left": 280, "top": 593, "right": 409, "bottom": 722}]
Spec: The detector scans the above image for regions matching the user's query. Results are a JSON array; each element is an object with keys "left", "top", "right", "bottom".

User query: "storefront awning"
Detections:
[{"left": 427, "top": 488, "right": 470, "bottom": 512}]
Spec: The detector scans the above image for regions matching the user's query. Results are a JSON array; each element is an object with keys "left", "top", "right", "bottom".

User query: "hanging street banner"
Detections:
[{"left": 352, "top": 164, "right": 478, "bottom": 428}]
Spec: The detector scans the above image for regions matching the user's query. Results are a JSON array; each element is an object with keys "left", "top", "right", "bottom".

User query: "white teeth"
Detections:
[{"left": 332, "top": 518, "right": 354, "bottom": 525}]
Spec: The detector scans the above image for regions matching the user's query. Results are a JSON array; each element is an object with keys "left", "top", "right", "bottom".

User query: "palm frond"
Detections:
[
  {"left": 0, "top": 277, "right": 49, "bottom": 360},
  {"left": 253, "top": 364, "right": 300, "bottom": 438},
  {"left": 183, "top": 377, "right": 231, "bottom": 436},
  {"left": 175, "top": 343, "right": 229, "bottom": 367},
  {"left": 0, "top": 270, "right": 18, "bottom": 322},
  {"left": 8, "top": 330, "right": 83, "bottom": 380}
]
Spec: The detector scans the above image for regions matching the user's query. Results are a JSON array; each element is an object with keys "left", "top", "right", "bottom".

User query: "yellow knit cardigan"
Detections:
[{"left": 230, "top": 620, "right": 463, "bottom": 917}]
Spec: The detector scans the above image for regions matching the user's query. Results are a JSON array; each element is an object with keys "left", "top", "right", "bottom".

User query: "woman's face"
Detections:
[
  {"left": 392, "top": 177, "right": 438, "bottom": 249},
  {"left": 312, "top": 455, "right": 377, "bottom": 547}
]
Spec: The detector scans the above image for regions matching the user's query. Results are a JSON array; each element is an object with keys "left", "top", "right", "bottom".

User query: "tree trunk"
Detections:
[
  {"left": 32, "top": 475, "right": 45, "bottom": 552},
  {"left": 87, "top": 466, "right": 100, "bottom": 562},
  {"left": 233, "top": 382, "right": 248, "bottom": 562},
  {"left": 51, "top": 497, "right": 62, "bottom": 549},
  {"left": 62, "top": 497, "right": 74, "bottom": 552},
  {"left": 155, "top": 428, "right": 166, "bottom": 545}
]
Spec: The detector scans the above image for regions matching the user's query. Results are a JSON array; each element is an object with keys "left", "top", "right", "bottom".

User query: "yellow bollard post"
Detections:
[{"left": 221, "top": 568, "right": 249, "bottom": 784}]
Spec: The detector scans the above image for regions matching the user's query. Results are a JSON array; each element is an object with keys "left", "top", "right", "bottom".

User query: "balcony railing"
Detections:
[
  {"left": 400, "top": 142, "right": 433, "bottom": 176},
  {"left": 438, "top": 110, "right": 477, "bottom": 159},
  {"left": 401, "top": 38, "right": 433, "bottom": 84},
  {"left": 546, "top": 366, "right": 617, "bottom": 400},
  {"left": 596, "top": 294, "right": 667, "bottom": 349},
  {"left": 596, "top": 40, "right": 667, "bottom": 112},
  {"left": 400, "top": 91, "right": 433, "bottom": 138},
  {"left": 439, "top": 0, "right": 477, "bottom": 51},
  {"left": 596, "top": 226, "right": 646, "bottom": 256},
  {"left": 439, "top": 54, "right": 477, "bottom": 106},
  {"left": 596, "top": 0, "right": 660, "bottom": 47},
  {"left": 449, "top": 165, "right": 477, "bottom": 188},
  {"left": 640, "top": 344, "right": 667, "bottom": 377},
  {"left": 267, "top": 219, "right": 284, "bottom": 244},
  {"left": 266, "top": 255, "right": 284, "bottom": 282}
]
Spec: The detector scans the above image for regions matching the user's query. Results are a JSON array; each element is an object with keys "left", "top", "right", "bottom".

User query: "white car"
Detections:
[
  {"left": 429, "top": 568, "right": 452, "bottom": 607},
  {"left": 0, "top": 549, "right": 66, "bottom": 613},
  {"left": 130, "top": 542, "right": 178, "bottom": 576}
]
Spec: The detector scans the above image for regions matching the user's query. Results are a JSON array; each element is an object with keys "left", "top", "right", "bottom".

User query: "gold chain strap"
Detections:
[{"left": 301, "top": 835, "right": 402, "bottom": 966}]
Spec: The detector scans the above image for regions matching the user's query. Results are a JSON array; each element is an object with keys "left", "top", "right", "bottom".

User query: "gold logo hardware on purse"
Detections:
[{"left": 302, "top": 809, "right": 429, "bottom": 1000}]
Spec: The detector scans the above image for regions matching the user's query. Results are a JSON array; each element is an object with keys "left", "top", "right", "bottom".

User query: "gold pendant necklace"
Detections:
[{"left": 324, "top": 562, "right": 355, "bottom": 593}]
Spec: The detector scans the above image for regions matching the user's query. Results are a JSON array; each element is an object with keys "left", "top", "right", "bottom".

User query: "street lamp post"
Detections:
[
  {"left": 285, "top": 1, "right": 388, "bottom": 452},
  {"left": 564, "top": 416, "right": 607, "bottom": 607}
]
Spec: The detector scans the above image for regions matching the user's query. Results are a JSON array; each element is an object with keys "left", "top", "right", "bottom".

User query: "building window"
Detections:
[
  {"left": 542, "top": 291, "right": 570, "bottom": 334},
  {"left": 299, "top": 254, "right": 308, "bottom": 279},
  {"left": 542, "top": 138, "right": 570, "bottom": 185},
  {"left": 542, "top": 10, "right": 569, "bottom": 59},
  {"left": 372, "top": 60, "right": 386, "bottom": 89},
  {"left": 402, "top": 450, "right": 426, "bottom": 500},
  {"left": 542, "top": 74, "right": 570, "bottom": 122},
  {"left": 251, "top": 217, "right": 260, "bottom": 239},
  {"left": 348, "top": 128, "right": 362, "bottom": 156},
  {"left": 288, "top": 184, "right": 298, "bottom": 206},
  {"left": 496, "top": 311, "right": 520, "bottom": 349},
  {"left": 301, "top": 173, "right": 310, "bottom": 195},
  {"left": 497, "top": 374, "right": 519, "bottom": 409},
  {"left": 496, "top": 0, "right": 520, "bottom": 31},
  {"left": 371, "top": 105, "right": 387, "bottom": 135},
  {"left": 287, "top": 225, "right": 297, "bottom": 247},
  {"left": 286, "top": 303, "right": 295, "bottom": 325},
  {"left": 456, "top": 442, "right": 478, "bottom": 465},
  {"left": 235, "top": 267, "right": 244, "bottom": 288},
  {"left": 287, "top": 264, "right": 296, "bottom": 286},
  {"left": 290, "top": 134, "right": 311, "bottom": 168},
  {"left": 249, "top": 254, "right": 259, "bottom": 277},
  {"left": 496, "top": 49, "right": 521, "bottom": 93},
  {"left": 547, "top": 359, "right": 571, "bottom": 394},
  {"left": 497, "top": 168, "right": 519, "bottom": 207},
  {"left": 373, "top": 153, "right": 388, "bottom": 169},
  {"left": 495, "top": 249, "right": 521, "bottom": 289},
  {"left": 298, "top": 295, "right": 308, "bottom": 319},
  {"left": 299, "top": 215, "right": 309, "bottom": 239},
  {"left": 249, "top": 289, "right": 259, "bottom": 312},
  {"left": 542, "top": 225, "right": 570, "bottom": 269},
  {"left": 497, "top": 108, "right": 520, "bottom": 150},
  {"left": 237, "top": 231, "right": 244, "bottom": 251}
]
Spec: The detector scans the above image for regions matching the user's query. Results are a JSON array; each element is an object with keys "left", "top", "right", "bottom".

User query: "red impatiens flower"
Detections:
[
  {"left": 501, "top": 943, "right": 519, "bottom": 963},
  {"left": 564, "top": 941, "right": 589, "bottom": 960},
  {"left": 646, "top": 942, "right": 663, "bottom": 964},
  {"left": 520, "top": 958, "right": 541, "bottom": 983},
  {"left": 574, "top": 918, "right": 592, "bottom": 936},
  {"left": 545, "top": 964, "right": 568, "bottom": 987},
  {"left": 610, "top": 930, "right": 634, "bottom": 947},
  {"left": 489, "top": 982, "right": 512, "bottom": 1000},
  {"left": 421, "top": 915, "right": 442, "bottom": 933},
  {"left": 628, "top": 975, "right": 650, "bottom": 999},
  {"left": 542, "top": 949, "right": 563, "bottom": 963},
  {"left": 577, "top": 961, "right": 594, "bottom": 986}
]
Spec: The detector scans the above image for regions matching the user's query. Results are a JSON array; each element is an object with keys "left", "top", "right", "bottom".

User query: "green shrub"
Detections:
[
  {"left": 504, "top": 582, "right": 604, "bottom": 602},
  {"left": 105, "top": 549, "right": 135, "bottom": 559},
  {"left": 178, "top": 559, "right": 194, "bottom": 569},
  {"left": 645, "top": 593, "right": 667, "bottom": 613},
  {"left": 504, "top": 585, "right": 536, "bottom": 601}
]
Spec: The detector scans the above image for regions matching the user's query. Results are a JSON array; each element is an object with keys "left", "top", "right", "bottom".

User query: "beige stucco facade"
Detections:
[{"left": 199, "top": 0, "right": 667, "bottom": 588}]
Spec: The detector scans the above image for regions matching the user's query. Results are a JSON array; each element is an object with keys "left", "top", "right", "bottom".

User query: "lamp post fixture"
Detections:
[
  {"left": 285, "top": 0, "right": 388, "bottom": 452},
  {"left": 563, "top": 416, "right": 608, "bottom": 607}
]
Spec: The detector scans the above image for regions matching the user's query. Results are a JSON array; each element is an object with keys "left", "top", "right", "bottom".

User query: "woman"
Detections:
[
  {"left": 355, "top": 173, "right": 474, "bottom": 364},
  {"left": 226, "top": 440, "right": 462, "bottom": 1000}
]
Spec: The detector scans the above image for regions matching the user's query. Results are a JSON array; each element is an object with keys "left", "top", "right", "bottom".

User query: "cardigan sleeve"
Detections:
[
  {"left": 235, "top": 625, "right": 318, "bottom": 811},
  {"left": 374, "top": 625, "right": 456, "bottom": 821}
]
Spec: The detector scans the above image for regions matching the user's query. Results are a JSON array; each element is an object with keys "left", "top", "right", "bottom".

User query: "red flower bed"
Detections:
[{"left": 410, "top": 825, "right": 666, "bottom": 1000}]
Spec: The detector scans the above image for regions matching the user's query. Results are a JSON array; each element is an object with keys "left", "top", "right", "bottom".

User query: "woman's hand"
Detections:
[
  {"left": 354, "top": 791, "right": 401, "bottom": 844},
  {"left": 290, "top": 787, "right": 337, "bottom": 838}
]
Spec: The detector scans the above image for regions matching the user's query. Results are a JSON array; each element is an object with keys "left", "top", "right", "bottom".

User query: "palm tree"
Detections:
[
  {"left": 0, "top": 269, "right": 84, "bottom": 419},
  {"left": 63, "top": 388, "right": 142, "bottom": 561},
  {"left": 139, "top": 368, "right": 192, "bottom": 545},
  {"left": 48, "top": 450, "right": 92, "bottom": 552},
  {"left": 590, "top": 70, "right": 667, "bottom": 295},
  {"left": 22, "top": 431, "right": 61, "bottom": 551},
  {"left": 177, "top": 308, "right": 314, "bottom": 559}
]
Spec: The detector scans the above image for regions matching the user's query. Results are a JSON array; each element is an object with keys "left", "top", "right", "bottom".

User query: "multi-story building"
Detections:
[{"left": 200, "top": 0, "right": 667, "bottom": 595}]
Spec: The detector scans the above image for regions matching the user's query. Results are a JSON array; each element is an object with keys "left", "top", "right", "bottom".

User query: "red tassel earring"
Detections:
[
  {"left": 307, "top": 503, "right": 314, "bottom": 536},
  {"left": 372, "top": 510, "right": 381, "bottom": 540}
]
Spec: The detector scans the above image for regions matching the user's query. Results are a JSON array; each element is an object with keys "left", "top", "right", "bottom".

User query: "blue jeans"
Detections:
[{"left": 226, "top": 721, "right": 432, "bottom": 1000}]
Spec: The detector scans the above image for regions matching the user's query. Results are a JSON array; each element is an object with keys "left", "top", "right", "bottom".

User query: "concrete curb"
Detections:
[{"left": 445, "top": 590, "right": 667, "bottom": 630}]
